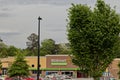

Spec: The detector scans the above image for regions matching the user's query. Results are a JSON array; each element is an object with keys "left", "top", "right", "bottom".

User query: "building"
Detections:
[
  {"left": 107, "top": 58, "right": 120, "bottom": 79},
  {"left": 0, "top": 55, "right": 87, "bottom": 78},
  {"left": 1, "top": 55, "right": 120, "bottom": 79},
  {"left": 45, "top": 55, "right": 84, "bottom": 78}
]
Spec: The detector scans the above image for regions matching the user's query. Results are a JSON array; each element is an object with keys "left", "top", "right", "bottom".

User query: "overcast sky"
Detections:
[{"left": 0, "top": 0, "right": 120, "bottom": 49}]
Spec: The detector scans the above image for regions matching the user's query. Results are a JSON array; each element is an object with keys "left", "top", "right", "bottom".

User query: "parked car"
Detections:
[
  {"left": 0, "top": 76, "right": 5, "bottom": 80},
  {"left": 45, "top": 74, "right": 72, "bottom": 80},
  {"left": 5, "top": 77, "right": 13, "bottom": 80},
  {"left": 61, "top": 75, "right": 71, "bottom": 79},
  {"left": 30, "top": 76, "right": 44, "bottom": 80},
  {"left": 24, "top": 77, "right": 34, "bottom": 80}
]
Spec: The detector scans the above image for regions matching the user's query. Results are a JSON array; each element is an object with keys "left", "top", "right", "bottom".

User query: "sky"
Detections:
[{"left": 0, "top": 0, "right": 120, "bottom": 49}]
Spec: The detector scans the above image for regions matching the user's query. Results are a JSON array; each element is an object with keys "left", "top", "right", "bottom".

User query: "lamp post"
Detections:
[{"left": 37, "top": 16, "right": 42, "bottom": 80}]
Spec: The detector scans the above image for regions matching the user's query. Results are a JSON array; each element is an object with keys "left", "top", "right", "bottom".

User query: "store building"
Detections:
[
  {"left": 29, "top": 55, "right": 86, "bottom": 78},
  {"left": 107, "top": 58, "right": 120, "bottom": 79},
  {"left": 0, "top": 55, "right": 87, "bottom": 78},
  {"left": 1, "top": 56, "right": 46, "bottom": 76},
  {"left": 1, "top": 55, "right": 120, "bottom": 79},
  {"left": 45, "top": 55, "right": 85, "bottom": 78}
]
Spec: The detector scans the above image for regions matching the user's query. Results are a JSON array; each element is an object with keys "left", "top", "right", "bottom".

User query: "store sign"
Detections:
[
  {"left": 51, "top": 59, "right": 67, "bottom": 66},
  {"left": 51, "top": 59, "right": 66, "bottom": 62}
]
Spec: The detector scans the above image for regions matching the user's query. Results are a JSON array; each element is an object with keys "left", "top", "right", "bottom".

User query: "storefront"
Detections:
[
  {"left": 0, "top": 55, "right": 87, "bottom": 78},
  {"left": 44, "top": 55, "right": 80, "bottom": 78}
]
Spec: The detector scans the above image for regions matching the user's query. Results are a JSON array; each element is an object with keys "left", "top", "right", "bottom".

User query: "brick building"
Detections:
[
  {"left": 0, "top": 55, "right": 120, "bottom": 79},
  {"left": 107, "top": 58, "right": 120, "bottom": 79}
]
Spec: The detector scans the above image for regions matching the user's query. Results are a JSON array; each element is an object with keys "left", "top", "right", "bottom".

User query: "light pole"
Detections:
[{"left": 37, "top": 16, "right": 42, "bottom": 80}]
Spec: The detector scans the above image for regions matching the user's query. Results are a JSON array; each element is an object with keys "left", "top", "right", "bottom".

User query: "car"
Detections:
[
  {"left": 30, "top": 76, "right": 44, "bottom": 80},
  {"left": 61, "top": 75, "right": 71, "bottom": 79},
  {"left": 0, "top": 76, "right": 5, "bottom": 80},
  {"left": 24, "top": 77, "right": 34, "bottom": 80},
  {"left": 5, "top": 77, "right": 13, "bottom": 80}
]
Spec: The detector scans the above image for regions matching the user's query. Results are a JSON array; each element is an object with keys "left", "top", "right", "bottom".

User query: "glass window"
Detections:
[{"left": 32, "top": 70, "right": 37, "bottom": 74}]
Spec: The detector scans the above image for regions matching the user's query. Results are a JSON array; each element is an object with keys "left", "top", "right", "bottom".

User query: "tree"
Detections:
[
  {"left": 56, "top": 43, "right": 71, "bottom": 54},
  {"left": 7, "top": 46, "right": 21, "bottom": 56},
  {"left": 67, "top": 0, "right": 120, "bottom": 79},
  {"left": 26, "top": 33, "right": 38, "bottom": 56},
  {"left": 8, "top": 52, "right": 29, "bottom": 78},
  {"left": 0, "top": 60, "right": 2, "bottom": 75},
  {"left": 0, "top": 38, "right": 7, "bottom": 48},
  {"left": 0, "top": 47, "right": 8, "bottom": 58},
  {"left": 0, "top": 38, "right": 3, "bottom": 42},
  {"left": 0, "top": 38, "right": 22, "bottom": 57},
  {"left": 115, "top": 37, "right": 120, "bottom": 58},
  {"left": 40, "top": 39, "right": 56, "bottom": 55},
  {"left": 0, "top": 38, "right": 8, "bottom": 57}
]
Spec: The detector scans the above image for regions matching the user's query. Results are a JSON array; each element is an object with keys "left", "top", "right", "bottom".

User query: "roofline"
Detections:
[
  {"left": 46, "top": 55, "right": 69, "bottom": 56},
  {"left": 114, "top": 58, "right": 120, "bottom": 60}
]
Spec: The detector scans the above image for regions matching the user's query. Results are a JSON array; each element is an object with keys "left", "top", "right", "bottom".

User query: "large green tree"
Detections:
[
  {"left": 0, "top": 38, "right": 8, "bottom": 58},
  {"left": 67, "top": 0, "right": 120, "bottom": 79},
  {"left": 0, "top": 48, "right": 8, "bottom": 58},
  {"left": 0, "top": 38, "right": 7, "bottom": 48},
  {"left": 40, "top": 39, "right": 56, "bottom": 55},
  {"left": 7, "top": 46, "right": 21, "bottom": 56},
  {"left": 0, "top": 38, "right": 22, "bottom": 57},
  {"left": 26, "top": 33, "right": 38, "bottom": 56},
  {"left": 8, "top": 52, "right": 29, "bottom": 78},
  {"left": 56, "top": 43, "right": 71, "bottom": 54}
]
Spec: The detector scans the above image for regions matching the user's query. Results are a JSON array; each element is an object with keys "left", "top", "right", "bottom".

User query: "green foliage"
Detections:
[
  {"left": 26, "top": 33, "right": 38, "bottom": 49},
  {"left": 67, "top": 0, "right": 120, "bottom": 79},
  {"left": 0, "top": 41, "right": 7, "bottom": 48},
  {"left": 41, "top": 39, "right": 56, "bottom": 55},
  {"left": 25, "top": 33, "right": 71, "bottom": 56},
  {"left": 0, "top": 48, "right": 8, "bottom": 58},
  {"left": 0, "top": 39, "right": 8, "bottom": 58},
  {"left": 0, "top": 38, "right": 22, "bottom": 57},
  {"left": 40, "top": 39, "right": 71, "bottom": 55},
  {"left": 7, "top": 46, "right": 21, "bottom": 56},
  {"left": 8, "top": 52, "right": 29, "bottom": 77},
  {"left": 56, "top": 43, "right": 71, "bottom": 54},
  {"left": 115, "top": 38, "right": 120, "bottom": 58},
  {"left": 26, "top": 33, "right": 38, "bottom": 56},
  {"left": 0, "top": 60, "right": 2, "bottom": 70},
  {"left": 24, "top": 48, "right": 38, "bottom": 56},
  {"left": 0, "top": 46, "right": 22, "bottom": 58}
]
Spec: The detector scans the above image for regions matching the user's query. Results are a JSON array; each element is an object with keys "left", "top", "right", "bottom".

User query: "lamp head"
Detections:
[{"left": 38, "top": 16, "right": 42, "bottom": 20}]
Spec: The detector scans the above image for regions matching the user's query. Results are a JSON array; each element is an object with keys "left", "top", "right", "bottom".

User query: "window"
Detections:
[{"left": 32, "top": 70, "right": 37, "bottom": 74}]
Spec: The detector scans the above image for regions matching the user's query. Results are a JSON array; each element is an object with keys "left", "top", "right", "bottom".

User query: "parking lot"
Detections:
[{"left": 72, "top": 78, "right": 93, "bottom": 80}]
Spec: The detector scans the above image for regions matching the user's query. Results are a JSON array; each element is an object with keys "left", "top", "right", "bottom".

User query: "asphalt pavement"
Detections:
[{"left": 70, "top": 78, "right": 94, "bottom": 80}]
